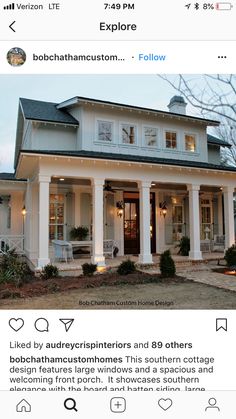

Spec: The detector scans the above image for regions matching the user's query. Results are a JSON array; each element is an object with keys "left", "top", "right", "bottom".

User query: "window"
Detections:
[
  {"left": 144, "top": 127, "right": 157, "bottom": 147},
  {"left": 97, "top": 121, "right": 113, "bottom": 142},
  {"left": 121, "top": 124, "right": 136, "bottom": 144},
  {"left": 185, "top": 134, "right": 196, "bottom": 152},
  {"left": 172, "top": 204, "right": 184, "bottom": 242},
  {"left": 201, "top": 198, "right": 212, "bottom": 240},
  {"left": 165, "top": 131, "right": 177, "bottom": 149},
  {"left": 49, "top": 194, "right": 65, "bottom": 240}
]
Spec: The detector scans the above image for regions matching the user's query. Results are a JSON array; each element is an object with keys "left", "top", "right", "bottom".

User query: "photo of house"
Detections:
[
  {"left": 1, "top": 91, "right": 235, "bottom": 267},
  {"left": 0, "top": 75, "right": 236, "bottom": 309}
]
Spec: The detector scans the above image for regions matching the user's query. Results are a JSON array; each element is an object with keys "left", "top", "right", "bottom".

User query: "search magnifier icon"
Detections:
[{"left": 64, "top": 398, "right": 78, "bottom": 412}]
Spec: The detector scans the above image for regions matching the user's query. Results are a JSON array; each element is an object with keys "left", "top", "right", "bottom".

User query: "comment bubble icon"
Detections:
[{"left": 34, "top": 318, "right": 49, "bottom": 332}]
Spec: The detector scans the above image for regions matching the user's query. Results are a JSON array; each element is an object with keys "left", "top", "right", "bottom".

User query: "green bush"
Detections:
[
  {"left": 0, "top": 249, "right": 32, "bottom": 287},
  {"left": 82, "top": 263, "right": 97, "bottom": 276},
  {"left": 70, "top": 226, "right": 89, "bottom": 240},
  {"left": 41, "top": 264, "right": 59, "bottom": 279},
  {"left": 224, "top": 244, "right": 236, "bottom": 267},
  {"left": 177, "top": 236, "right": 190, "bottom": 256},
  {"left": 160, "top": 250, "right": 176, "bottom": 278},
  {"left": 117, "top": 259, "right": 136, "bottom": 275}
]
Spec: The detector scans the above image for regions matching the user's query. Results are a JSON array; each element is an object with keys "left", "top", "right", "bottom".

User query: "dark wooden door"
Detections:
[{"left": 124, "top": 198, "right": 140, "bottom": 254}]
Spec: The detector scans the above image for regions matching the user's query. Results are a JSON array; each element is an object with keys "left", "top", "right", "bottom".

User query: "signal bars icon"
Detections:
[{"left": 3, "top": 2, "right": 15, "bottom": 9}]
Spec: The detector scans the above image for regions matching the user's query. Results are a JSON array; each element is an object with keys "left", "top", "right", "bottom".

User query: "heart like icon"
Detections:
[
  {"left": 9, "top": 318, "right": 24, "bottom": 332},
  {"left": 158, "top": 398, "right": 173, "bottom": 411}
]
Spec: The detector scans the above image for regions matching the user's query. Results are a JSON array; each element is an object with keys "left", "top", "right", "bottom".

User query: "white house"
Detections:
[{"left": 0, "top": 95, "right": 235, "bottom": 269}]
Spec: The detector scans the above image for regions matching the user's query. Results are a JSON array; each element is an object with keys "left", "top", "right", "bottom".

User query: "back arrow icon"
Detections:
[{"left": 9, "top": 21, "right": 16, "bottom": 32}]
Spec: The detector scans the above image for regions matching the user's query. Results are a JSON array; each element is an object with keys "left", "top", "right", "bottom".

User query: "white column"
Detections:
[
  {"left": 223, "top": 186, "right": 235, "bottom": 250},
  {"left": 217, "top": 192, "right": 223, "bottom": 236},
  {"left": 138, "top": 181, "right": 153, "bottom": 264},
  {"left": 155, "top": 191, "right": 163, "bottom": 253},
  {"left": 92, "top": 178, "right": 105, "bottom": 267},
  {"left": 37, "top": 175, "right": 50, "bottom": 268},
  {"left": 187, "top": 184, "right": 202, "bottom": 260}
]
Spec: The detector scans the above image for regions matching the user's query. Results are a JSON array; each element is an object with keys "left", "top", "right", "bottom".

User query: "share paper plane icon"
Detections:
[{"left": 59, "top": 318, "right": 74, "bottom": 332}]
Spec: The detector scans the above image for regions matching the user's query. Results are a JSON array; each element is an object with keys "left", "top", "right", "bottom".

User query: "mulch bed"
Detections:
[{"left": 0, "top": 272, "right": 187, "bottom": 299}]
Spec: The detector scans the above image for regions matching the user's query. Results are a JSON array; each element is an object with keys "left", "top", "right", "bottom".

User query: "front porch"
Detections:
[
  {"left": 47, "top": 252, "right": 225, "bottom": 276},
  {"left": 16, "top": 153, "right": 236, "bottom": 270}
]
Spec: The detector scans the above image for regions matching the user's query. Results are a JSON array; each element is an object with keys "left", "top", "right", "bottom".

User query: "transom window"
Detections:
[
  {"left": 144, "top": 127, "right": 157, "bottom": 147},
  {"left": 121, "top": 124, "right": 136, "bottom": 144},
  {"left": 97, "top": 121, "right": 113, "bottom": 142},
  {"left": 165, "top": 131, "right": 177, "bottom": 149},
  {"left": 185, "top": 134, "right": 196, "bottom": 152}
]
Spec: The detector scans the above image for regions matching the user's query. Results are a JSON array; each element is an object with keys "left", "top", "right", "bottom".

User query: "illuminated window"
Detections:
[
  {"left": 165, "top": 131, "right": 177, "bottom": 149},
  {"left": 49, "top": 194, "right": 65, "bottom": 240},
  {"left": 185, "top": 134, "right": 196, "bottom": 152}
]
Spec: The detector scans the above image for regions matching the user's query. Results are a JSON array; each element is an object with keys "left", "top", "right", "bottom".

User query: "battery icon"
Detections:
[{"left": 215, "top": 2, "right": 233, "bottom": 9}]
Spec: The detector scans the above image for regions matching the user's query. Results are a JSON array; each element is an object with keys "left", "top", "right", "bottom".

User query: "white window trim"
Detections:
[
  {"left": 184, "top": 132, "right": 198, "bottom": 153},
  {"left": 49, "top": 192, "right": 67, "bottom": 241},
  {"left": 164, "top": 129, "right": 179, "bottom": 151},
  {"left": 142, "top": 124, "right": 159, "bottom": 149},
  {"left": 119, "top": 121, "right": 138, "bottom": 146},
  {"left": 95, "top": 118, "right": 115, "bottom": 144}
]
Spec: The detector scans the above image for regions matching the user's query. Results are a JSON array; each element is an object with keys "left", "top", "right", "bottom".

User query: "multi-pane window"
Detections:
[
  {"left": 49, "top": 194, "right": 65, "bottom": 240},
  {"left": 165, "top": 131, "right": 177, "bottom": 149},
  {"left": 97, "top": 121, "right": 113, "bottom": 142},
  {"left": 144, "top": 127, "right": 157, "bottom": 147},
  {"left": 122, "top": 124, "right": 136, "bottom": 144},
  {"left": 185, "top": 134, "right": 196, "bottom": 152},
  {"left": 172, "top": 204, "right": 184, "bottom": 242},
  {"left": 201, "top": 199, "right": 212, "bottom": 240}
]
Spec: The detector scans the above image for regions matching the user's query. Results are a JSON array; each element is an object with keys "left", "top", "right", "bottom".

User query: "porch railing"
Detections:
[{"left": 0, "top": 235, "right": 24, "bottom": 255}]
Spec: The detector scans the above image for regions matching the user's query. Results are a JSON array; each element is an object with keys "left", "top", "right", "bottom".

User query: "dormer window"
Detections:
[
  {"left": 97, "top": 121, "right": 113, "bottom": 142},
  {"left": 185, "top": 134, "right": 196, "bottom": 152},
  {"left": 165, "top": 131, "right": 177, "bottom": 149},
  {"left": 144, "top": 127, "right": 158, "bottom": 147},
  {"left": 121, "top": 124, "right": 136, "bottom": 144}
]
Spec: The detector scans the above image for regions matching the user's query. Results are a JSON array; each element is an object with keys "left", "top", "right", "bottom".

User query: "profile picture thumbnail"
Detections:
[{"left": 7, "top": 47, "right": 26, "bottom": 67}]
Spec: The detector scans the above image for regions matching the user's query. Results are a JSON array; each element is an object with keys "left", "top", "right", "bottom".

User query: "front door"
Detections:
[{"left": 124, "top": 197, "right": 140, "bottom": 254}]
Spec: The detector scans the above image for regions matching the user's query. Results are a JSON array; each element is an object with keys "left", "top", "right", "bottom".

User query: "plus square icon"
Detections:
[{"left": 110, "top": 397, "right": 126, "bottom": 413}]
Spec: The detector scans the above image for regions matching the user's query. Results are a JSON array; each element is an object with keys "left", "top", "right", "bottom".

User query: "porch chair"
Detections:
[
  {"left": 103, "top": 239, "right": 116, "bottom": 258},
  {"left": 212, "top": 235, "right": 225, "bottom": 252},
  {"left": 51, "top": 239, "right": 74, "bottom": 262}
]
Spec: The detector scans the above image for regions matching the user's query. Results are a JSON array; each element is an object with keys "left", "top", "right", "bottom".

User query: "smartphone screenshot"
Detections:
[{"left": 0, "top": 0, "right": 236, "bottom": 417}]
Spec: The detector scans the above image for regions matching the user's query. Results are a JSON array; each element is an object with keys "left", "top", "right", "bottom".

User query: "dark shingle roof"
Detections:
[
  {"left": 207, "top": 134, "right": 231, "bottom": 148},
  {"left": 20, "top": 98, "right": 79, "bottom": 126},
  {"left": 21, "top": 150, "right": 236, "bottom": 172},
  {"left": 0, "top": 172, "right": 26, "bottom": 181},
  {"left": 58, "top": 96, "right": 219, "bottom": 125}
]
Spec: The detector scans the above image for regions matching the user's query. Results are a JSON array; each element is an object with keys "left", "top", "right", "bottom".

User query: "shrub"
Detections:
[
  {"left": 41, "top": 264, "right": 59, "bottom": 279},
  {"left": 160, "top": 250, "right": 176, "bottom": 278},
  {"left": 224, "top": 244, "right": 236, "bottom": 267},
  {"left": 177, "top": 236, "right": 190, "bottom": 256},
  {"left": 117, "top": 259, "right": 136, "bottom": 275},
  {"left": 70, "top": 226, "right": 89, "bottom": 241},
  {"left": 0, "top": 249, "right": 32, "bottom": 287},
  {"left": 82, "top": 263, "right": 97, "bottom": 276}
]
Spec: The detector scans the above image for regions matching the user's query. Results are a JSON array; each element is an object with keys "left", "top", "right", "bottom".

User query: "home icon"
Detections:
[{"left": 16, "top": 399, "right": 31, "bottom": 413}]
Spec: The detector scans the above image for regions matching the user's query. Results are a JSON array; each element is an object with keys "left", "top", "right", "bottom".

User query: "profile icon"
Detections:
[
  {"left": 7, "top": 47, "right": 26, "bottom": 66},
  {"left": 205, "top": 397, "right": 220, "bottom": 412}
]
